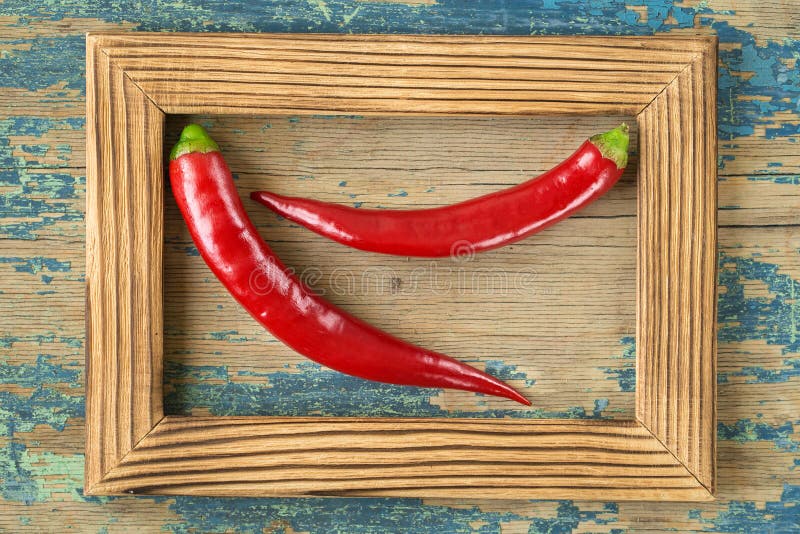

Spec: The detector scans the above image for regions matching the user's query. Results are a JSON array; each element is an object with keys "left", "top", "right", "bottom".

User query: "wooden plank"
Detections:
[
  {"left": 101, "top": 34, "right": 703, "bottom": 116},
  {"left": 88, "top": 416, "right": 709, "bottom": 500},
  {"left": 161, "top": 114, "right": 638, "bottom": 418},
  {"left": 84, "top": 35, "right": 164, "bottom": 491},
  {"left": 635, "top": 46, "right": 717, "bottom": 492}
]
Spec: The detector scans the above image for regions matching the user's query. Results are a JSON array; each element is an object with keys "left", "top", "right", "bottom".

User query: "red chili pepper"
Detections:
[
  {"left": 169, "top": 124, "right": 530, "bottom": 406},
  {"left": 251, "top": 124, "right": 629, "bottom": 257}
]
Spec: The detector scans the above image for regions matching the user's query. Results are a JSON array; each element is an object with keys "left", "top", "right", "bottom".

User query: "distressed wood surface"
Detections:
[
  {"left": 86, "top": 33, "right": 716, "bottom": 501},
  {"left": 163, "top": 115, "right": 640, "bottom": 418},
  {"left": 1, "top": 1, "right": 799, "bottom": 532}
]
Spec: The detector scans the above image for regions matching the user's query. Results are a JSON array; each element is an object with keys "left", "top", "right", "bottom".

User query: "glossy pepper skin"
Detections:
[
  {"left": 251, "top": 124, "right": 629, "bottom": 257},
  {"left": 169, "top": 124, "right": 530, "bottom": 406}
]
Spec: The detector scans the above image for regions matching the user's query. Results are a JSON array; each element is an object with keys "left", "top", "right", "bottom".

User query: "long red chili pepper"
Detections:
[
  {"left": 169, "top": 124, "right": 530, "bottom": 405},
  {"left": 251, "top": 124, "right": 629, "bottom": 257}
]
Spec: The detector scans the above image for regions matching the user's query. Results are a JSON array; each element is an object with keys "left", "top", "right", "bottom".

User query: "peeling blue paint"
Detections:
[
  {"left": 0, "top": 167, "right": 84, "bottom": 240},
  {"left": 0, "top": 117, "right": 86, "bottom": 154},
  {"left": 718, "top": 254, "right": 799, "bottom": 355},
  {"left": 164, "top": 360, "right": 612, "bottom": 419},
  {"left": 723, "top": 359, "right": 800, "bottom": 384},
  {"left": 0, "top": 354, "right": 81, "bottom": 388},
  {"left": 1, "top": 0, "right": 799, "bottom": 531},
  {"left": 0, "top": 333, "right": 82, "bottom": 349},
  {"left": 0, "top": 361, "right": 85, "bottom": 503},
  {"left": 0, "top": 1, "right": 794, "bottom": 144},
  {"left": 0, "top": 35, "right": 86, "bottom": 93},
  {"left": 164, "top": 361, "right": 229, "bottom": 382},
  {"left": 207, "top": 330, "right": 252, "bottom": 343},
  {"left": 0, "top": 386, "right": 85, "bottom": 435},
  {"left": 718, "top": 419, "right": 798, "bottom": 453},
  {"left": 747, "top": 175, "right": 800, "bottom": 185},
  {"left": 181, "top": 244, "right": 200, "bottom": 256},
  {"left": 484, "top": 359, "right": 536, "bottom": 387},
  {"left": 601, "top": 336, "right": 636, "bottom": 392},
  {"left": 164, "top": 496, "right": 619, "bottom": 534},
  {"left": 697, "top": 484, "right": 800, "bottom": 533},
  {"left": 0, "top": 256, "right": 71, "bottom": 274}
]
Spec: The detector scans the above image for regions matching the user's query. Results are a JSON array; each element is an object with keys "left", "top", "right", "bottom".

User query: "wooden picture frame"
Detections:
[{"left": 85, "top": 33, "right": 717, "bottom": 500}]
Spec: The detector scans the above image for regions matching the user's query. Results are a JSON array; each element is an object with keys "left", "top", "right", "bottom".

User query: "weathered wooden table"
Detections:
[{"left": 1, "top": 2, "right": 798, "bottom": 532}]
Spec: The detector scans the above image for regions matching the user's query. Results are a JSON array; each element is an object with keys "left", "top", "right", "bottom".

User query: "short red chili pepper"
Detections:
[
  {"left": 169, "top": 124, "right": 530, "bottom": 405},
  {"left": 251, "top": 124, "right": 629, "bottom": 257}
]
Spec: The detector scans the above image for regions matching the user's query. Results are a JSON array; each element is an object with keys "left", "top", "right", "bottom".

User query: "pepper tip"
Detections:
[{"left": 516, "top": 394, "right": 533, "bottom": 407}]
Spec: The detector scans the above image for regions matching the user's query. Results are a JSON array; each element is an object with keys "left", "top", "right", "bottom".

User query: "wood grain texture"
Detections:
[
  {"left": 636, "top": 41, "right": 718, "bottom": 492},
  {"left": 162, "top": 114, "right": 638, "bottom": 418},
  {"left": 97, "top": 33, "right": 706, "bottom": 116},
  {"left": 89, "top": 416, "right": 711, "bottom": 501},
  {"left": 84, "top": 34, "right": 165, "bottom": 492},
  {"left": 84, "top": 33, "right": 718, "bottom": 501}
]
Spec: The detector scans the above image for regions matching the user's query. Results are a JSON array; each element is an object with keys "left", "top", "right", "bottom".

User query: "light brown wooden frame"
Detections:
[{"left": 85, "top": 33, "right": 717, "bottom": 500}]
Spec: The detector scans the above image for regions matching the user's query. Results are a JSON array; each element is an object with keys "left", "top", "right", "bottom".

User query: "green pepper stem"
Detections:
[
  {"left": 589, "top": 123, "right": 629, "bottom": 169},
  {"left": 169, "top": 124, "right": 220, "bottom": 161}
]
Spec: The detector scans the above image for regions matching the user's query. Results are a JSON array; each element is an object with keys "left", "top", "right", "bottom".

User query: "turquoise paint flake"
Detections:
[
  {"left": 718, "top": 254, "right": 800, "bottom": 355},
  {"left": 181, "top": 244, "right": 200, "bottom": 256},
  {"left": 20, "top": 144, "right": 49, "bottom": 156},
  {"left": 0, "top": 441, "right": 38, "bottom": 504},
  {"left": 163, "top": 361, "right": 229, "bottom": 382},
  {"left": 165, "top": 496, "right": 619, "bottom": 534},
  {"left": 0, "top": 333, "right": 82, "bottom": 349},
  {"left": 0, "top": 387, "right": 85, "bottom": 436},
  {"left": 0, "top": 256, "right": 70, "bottom": 274},
  {"left": 0, "top": 35, "right": 86, "bottom": 93},
  {"left": 722, "top": 359, "right": 800, "bottom": 384},
  {"left": 0, "top": 168, "right": 84, "bottom": 240},
  {"left": 163, "top": 361, "right": 611, "bottom": 420},
  {"left": 387, "top": 189, "right": 408, "bottom": 197},
  {"left": 601, "top": 336, "right": 636, "bottom": 392},
  {"left": 0, "top": 359, "right": 85, "bottom": 503},
  {"left": 0, "top": 354, "right": 81, "bottom": 388},
  {"left": 484, "top": 359, "right": 535, "bottom": 387},
  {"left": 697, "top": 484, "right": 800, "bottom": 533},
  {"left": 207, "top": 330, "right": 251, "bottom": 343},
  {"left": 311, "top": 114, "right": 364, "bottom": 120},
  {"left": 718, "top": 419, "right": 798, "bottom": 453},
  {"left": 709, "top": 22, "right": 800, "bottom": 140},
  {"left": 0, "top": 2, "right": 795, "bottom": 143}
]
